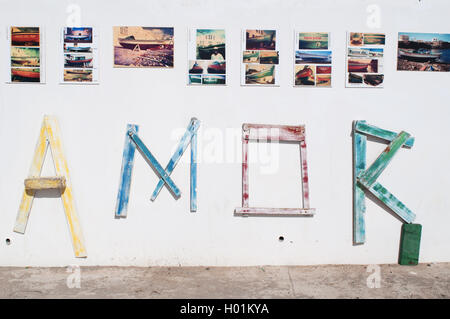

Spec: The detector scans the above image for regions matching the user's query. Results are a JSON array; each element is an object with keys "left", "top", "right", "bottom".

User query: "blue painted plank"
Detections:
[
  {"left": 115, "top": 124, "right": 139, "bottom": 218},
  {"left": 353, "top": 124, "right": 366, "bottom": 244},
  {"left": 150, "top": 118, "right": 200, "bottom": 201},
  {"left": 128, "top": 130, "right": 181, "bottom": 199},
  {"left": 366, "top": 182, "right": 416, "bottom": 223},
  {"left": 355, "top": 121, "right": 415, "bottom": 148},
  {"left": 358, "top": 131, "right": 410, "bottom": 188},
  {"left": 190, "top": 129, "right": 198, "bottom": 212}
]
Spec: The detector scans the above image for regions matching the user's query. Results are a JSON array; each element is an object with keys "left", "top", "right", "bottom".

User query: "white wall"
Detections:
[{"left": 1, "top": 0, "right": 449, "bottom": 267}]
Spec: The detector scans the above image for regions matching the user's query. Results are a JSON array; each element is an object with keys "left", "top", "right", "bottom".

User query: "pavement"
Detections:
[{"left": 0, "top": 263, "right": 449, "bottom": 298}]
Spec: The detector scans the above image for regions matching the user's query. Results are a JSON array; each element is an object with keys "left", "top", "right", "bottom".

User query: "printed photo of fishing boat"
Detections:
[
  {"left": 11, "top": 47, "right": 40, "bottom": 67},
  {"left": 298, "top": 32, "right": 328, "bottom": 50},
  {"left": 64, "top": 43, "right": 92, "bottom": 53},
  {"left": 295, "top": 50, "right": 331, "bottom": 64},
  {"left": 189, "top": 60, "right": 206, "bottom": 74},
  {"left": 63, "top": 69, "right": 93, "bottom": 82},
  {"left": 363, "top": 33, "right": 385, "bottom": 45},
  {"left": 294, "top": 65, "right": 315, "bottom": 86},
  {"left": 397, "top": 32, "right": 450, "bottom": 72},
  {"left": 196, "top": 29, "right": 225, "bottom": 60},
  {"left": 348, "top": 73, "right": 363, "bottom": 84},
  {"left": 64, "top": 54, "right": 93, "bottom": 68},
  {"left": 64, "top": 27, "right": 92, "bottom": 43},
  {"left": 259, "top": 51, "right": 279, "bottom": 64},
  {"left": 245, "top": 64, "right": 275, "bottom": 84},
  {"left": 202, "top": 75, "right": 226, "bottom": 85},
  {"left": 11, "top": 68, "right": 40, "bottom": 82},
  {"left": 363, "top": 74, "right": 384, "bottom": 86},
  {"left": 316, "top": 74, "right": 331, "bottom": 87},
  {"left": 348, "top": 48, "right": 383, "bottom": 58},
  {"left": 316, "top": 66, "right": 331, "bottom": 74},
  {"left": 189, "top": 74, "right": 202, "bottom": 85},
  {"left": 114, "top": 26, "right": 174, "bottom": 68},
  {"left": 207, "top": 61, "right": 226, "bottom": 74},
  {"left": 243, "top": 50, "right": 259, "bottom": 63},
  {"left": 11, "top": 27, "right": 39, "bottom": 46},
  {"left": 350, "top": 33, "right": 363, "bottom": 46},
  {"left": 348, "top": 59, "right": 378, "bottom": 73},
  {"left": 246, "top": 30, "right": 276, "bottom": 50}
]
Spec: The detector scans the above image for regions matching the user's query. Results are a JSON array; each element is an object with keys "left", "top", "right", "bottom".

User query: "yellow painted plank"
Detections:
[{"left": 24, "top": 177, "right": 66, "bottom": 190}]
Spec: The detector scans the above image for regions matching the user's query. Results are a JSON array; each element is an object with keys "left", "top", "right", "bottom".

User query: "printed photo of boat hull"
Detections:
[
  {"left": 11, "top": 27, "right": 40, "bottom": 46},
  {"left": 64, "top": 54, "right": 93, "bottom": 68},
  {"left": 246, "top": 30, "right": 276, "bottom": 50},
  {"left": 119, "top": 37, "right": 173, "bottom": 51},
  {"left": 316, "top": 74, "right": 331, "bottom": 87},
  {"left": 298, "top": 33, "right": 329, "bottom": 50},
  {"left": 259, "top": 51, "right": 279, "bottom": 64},
  {"left": 295, "top": 50, "right": 332, "bottom": 64},
  {"left": 64, "top": 27, "right": 92, "bottom": 43},
  {"left": 197, "top": 43, "right": 225, "bottom": 60},
  {"left": 207, "top": 61, "right": 226, "bottom": 74},
  {"left": 189, "top": 74, "right": 202, "bottom": 84},
  {"left": 295, "top": 65, "right": 315, "bottom": 86},
  {"left": 189, "top": 61, "right": 204, "bottom": 74},
  {"left": 348, "top": 73, "right": 363, "bottom": 84},
  {"left": 243, "top": 51, "right": 259, "bottom": 63},
  {"left": 11, "top": 47, "right": 40, "bottom": 67},
  {"left": 363, "top": 33, "right": 385, "bottom": 45},
  {"left": 363, "top": 74, "right": 384, "bottom": 86},
  {"left": 65, "top": 46, "right": 92, "bottom": 53},
  {"left": 316, "top": 66, "right": 331, "bottom": 74},
  {"left": 348, "top": 59, "right": 378, "bottom": 73},
  {"left": 64, "top": 69, "right": 93, "bottom": 82},
  {"left": 11, "top": 68, "right": 40, "bottom": 82},
  {"left": 202, "top": 75, "right": 226, "bottom": 85},
  {"left": 245, "top": 64, "right": 275, "bottom": 84},
  {"left": 398, "top": 49, "right": 442, "bottom": 62}
]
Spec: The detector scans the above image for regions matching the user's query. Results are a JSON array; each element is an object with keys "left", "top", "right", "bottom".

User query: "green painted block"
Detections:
[{"left": 398, "top": 224, "right": 422, "bottom": 265}]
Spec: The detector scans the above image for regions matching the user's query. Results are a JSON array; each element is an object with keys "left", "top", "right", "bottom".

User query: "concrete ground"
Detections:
[{"left": 0, "top": 263, "right": 449, "bottom": 298}]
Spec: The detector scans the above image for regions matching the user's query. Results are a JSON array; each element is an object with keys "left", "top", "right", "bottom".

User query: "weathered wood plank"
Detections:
[
  {"left": 243, "top": 123, "right": 305, "bottom": 142},
  {"left": 25, "top": 177, "right": 66, "bottom": 190},
  {"left": 358, "top": 131, "right": 410, "bottom": 188},
  {"left": 44, "top": 115, "right": 87, "bottom": 258},
  {"left": 355, "top": 121, "right": 415, "bottom": 148},
  {"left": 242, "top": 132, "right": 249, "bottom": 208},
  {"left": 300, "top": 137, "right": 310, "bottom": 208},
  {"left": 365, "top": 182, "right": 416, "bottom": 223},
  {"left": 150, "top": 118, "right": 200, "bottom": 201},
  {"left": 190, "top": 128, "right": 198, "bottom": 212},
  {"left": 115, "top": 124, "right": 139, "bottom": 218},
  {"left": 353, "top": 126, "right": 367, "bottom": 244},
  {"left": 234, "top": 207, "right": 315, "bottom": 217},
  {"left": 128, "top": 130, "right": 181, "bottom": 199}
]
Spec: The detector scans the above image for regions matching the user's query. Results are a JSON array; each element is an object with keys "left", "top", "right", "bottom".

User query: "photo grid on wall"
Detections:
[
  {"left": 113, "top": 26, "right": 174, "bottom": 68},
  {"left": 8, "top": 27, "right": 43, "bottom": 83},
  {"left": 397, "top": 32, "right": 450, "bottom": 72},
  {"left": 241, "top": 29, "right": 279, "bottom": 86},
  {"left": 188, "top": 28, "right": 226, "bottom": 85},
  {"left": 294, "top": 32, "right": 332, "bottom": 87},
  {"left": 61, "top": 27, "right": 98, "bottom": 84},
  {"left": 346, "top": 32, "right": 385, "bottom": 88}
]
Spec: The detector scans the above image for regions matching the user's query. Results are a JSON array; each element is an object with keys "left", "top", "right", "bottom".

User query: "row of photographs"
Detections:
[{"left": 7, "top": 27, "right": 450, "bottom": 86}]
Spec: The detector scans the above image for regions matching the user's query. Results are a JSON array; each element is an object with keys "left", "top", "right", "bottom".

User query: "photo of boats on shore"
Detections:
[
  {"left": 259, "top": 51, "right": 279, "bottom": 64},
  {"left": 11, "top": 27, "right": 40, "bottom": 47},
  {"left": 397, "top": 32, "right": 450, "bottom": 72},
  {"left": 114, "top": 26, "right": 174, "bottom": 68},
  {"left": 11, "top": 47, "right": 40, "bottom": 67},
  {"left": 299, "top": 32, "right": 328, "bottom": 50},
  {"left": 245, "top": 64, "right": 275, "bottom": 84},
  {"left": 346, "top": 31, "right": 385, "bottom": 88},
  {"left": 243, "top": 50, "right": 259, "bottom": 63},
  {"left": 246, "top": 30, "right": 276, "bottom": 50},
  {"left": 11, "top": 67, "right": 40, "bottom": 82},
  {"left": 295, "top": 65, "right": 315, "bottom": 86},
  {"left": 295, "top": 50, "right": 331, "bottom": 64},
  {"left": 64, "top": 27, "right": 92, "bottom": 43},
  {"left": 64, "top": 69, "right": 93, "bottom": 82},
  {"left": 188, "top": 28, "right": 227, "bottom": 86},
  {"left": 64, "top": 53, "right": 93, "bottom": 68}
]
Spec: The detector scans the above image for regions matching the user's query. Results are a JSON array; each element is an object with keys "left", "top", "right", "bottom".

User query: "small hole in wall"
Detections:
[
  {"left": 5, "top": 238, "right": 11, "bottom": 245},
  {"left": 278, "top": 236, "right": 284, "bottom": 242}
]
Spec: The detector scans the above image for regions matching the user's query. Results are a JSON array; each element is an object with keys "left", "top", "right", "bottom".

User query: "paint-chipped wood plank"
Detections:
[
  {"left": 242, "top": 130, "right": 249, "bottom": 208},
  {"left": 355, "top": 121, "right": 415, "bottom": 148},
  {"left": 243, "top": 123, "right": 305, "bottom": 142},
  {"left": 234, "top": 207, "right": 315, "bottom": 217},
  {"left": 358, "top": 131, "right": 410, "bottom": 188},
  {"left": 150, "top": 118, "right": 200, "bottom": 202},
  {"left": 190, "top": 128, "right": 198, "bottom": 212},
  {"left": 25, "top": 177, "right": 66, "bottom": 190},
  {"left": 115, "top": 124, "right": 139, "bottom": 218},
  {"left": 353, "top": 122, "right": 367, "bottom": 245},
  {"left": 128, "top": 130, "right": 181, "bottom": 199},
  {"left": 300, "top": 137, "right": 310, "bottom": 209}
]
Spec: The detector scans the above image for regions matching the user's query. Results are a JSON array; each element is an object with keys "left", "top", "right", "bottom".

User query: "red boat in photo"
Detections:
[
  {"left": 11, "top": 68, "right": 40, "bottom": 81},
  {"left": 65, "top": 55, "right": 93, "bottom": 67},
  {"left": 316, "top": 66, "right": 331, "bottom": 74},
  {"left": 207, "top": 61, "right": 225, "bottom": 74},
  {"left": 348, "top": 59, "right": 377, "bottom": 73},
  {"left": 296, "top": 67, "right": 313, "bottom": 79},
  {"left": 11, "top": 30, "right": 40, "bottom": 46},
  {"left": 189, "top": 62, "right": 203, "bottom": 74}
]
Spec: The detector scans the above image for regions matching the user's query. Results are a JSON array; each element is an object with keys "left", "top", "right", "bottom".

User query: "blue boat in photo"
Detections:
[{"left": 295, "top": 50, "right": 332, "bottom": 64}]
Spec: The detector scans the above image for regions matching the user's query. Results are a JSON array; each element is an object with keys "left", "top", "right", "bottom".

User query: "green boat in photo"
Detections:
[
  {"left": 299, "top": 32, "right": 328, "bottom": 49},
  {"left": 246, "top": 65, "right": 275, "bottom": 81}
]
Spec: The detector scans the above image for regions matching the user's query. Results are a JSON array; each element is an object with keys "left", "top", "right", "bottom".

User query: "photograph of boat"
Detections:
[
  {"left": 11, "top": 27, "right": 40, "bottom": 46},
  {"left": 295, "top": 50, "right": 331, "bottom": 64},
  {"left": 348, "top": 59, "right": 378, "bottom": 73},
  {"left": 350, "top": 33, "right": 363, "bottom": 46},
  {"left": 295, "top": 65, "right": 315, "bottom": 86},
  {"left": 363, "top": 33, "right": 385, "bottom": 45},
  {"left": 11, "top": 67, "right": 40, "bottom": 82},
  {"left": 298, "top": 32, "right": 328, "bottom": 50},
  {"left": 243, "top": 50, "right": 259, "bottom": 63},
  {"left": 316, "top": 74, "right": 331, "bottom": 87},
  {"left": 196, "top": 29, "right": 225, "bottom": 60},
  {"left": 245, "top": 64, "right": 275, "bottom": 84},
  {"left": 348, "top": 73, "right": 363, "bottom": 84},
  {"left": 63, "top": 69, "right": 93, "bottom": 82},
  {"left": 363, "top": 74, "right": 384, "bottom": 86},
  {"left": 64, "top": 54, "right": 93, "bottom": 68},
  {"left": 246, "top": 30, "right": 276, "bottom": 50},
  {"left": 202, "top": 75, "right": 226, "bottom": 85},
  {"left": 11, "top": 47, "right": 40, "bottom": 67},
  {"left": 189, "top": 74, "right": 202, "bottom": 84},
  {"left": 64, "top": 44, "right": 92, "bottom": 53},
  {"left": 189, "top": 60, "right": 205, "bottom": 74},
  {"left": 207, "top": 61, "right": 226, "bottom": 74},
  {"left": 114, "top": 27, "right": 174, "bottom": 68},
  {"left": 64, "top": 27, "right": 92, "bottom": 43},
  {"left": 348, "top": 48, "right": 383, "bottom": 58},
  {"left": 397, "top": 32, "right": 450, "bottom": 71},
  {"left": 259, "top": 51, "right": 279, "bottom": 64},
  {"left": 316, "top": 66, "right": 331, "bottom": 74}
]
